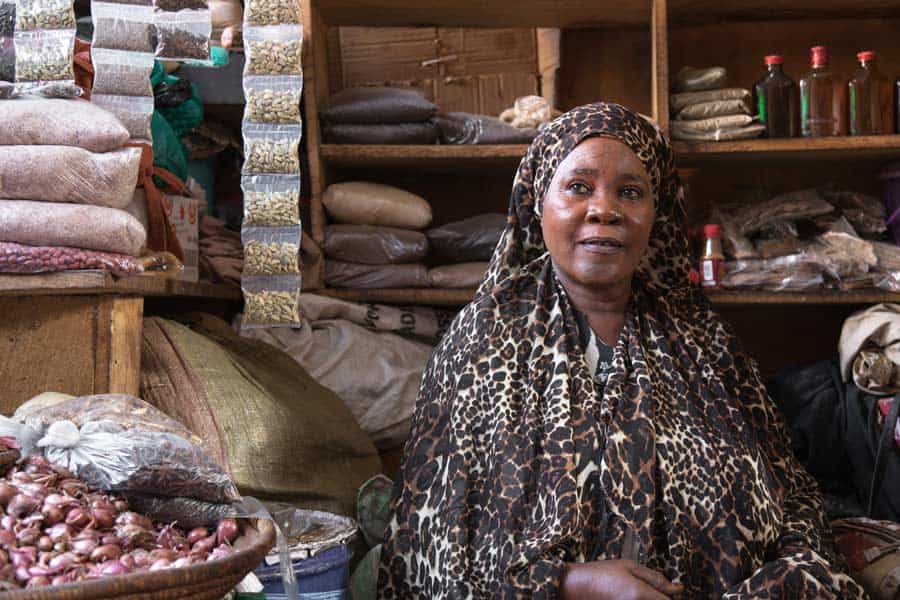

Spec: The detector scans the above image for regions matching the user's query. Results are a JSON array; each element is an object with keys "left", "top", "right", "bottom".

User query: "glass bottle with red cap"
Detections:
[
  {"left": 800, "top": 45, "right": 848, "bottom": 137},
  {"left": 754, "top": 54, "right": 799, "bottom": 138},
  {"left": 849, "top": 50, "right": 894, "bottom": 135},
  {"left": 700, "top": 224, "right": 725, "bottom": 288}
]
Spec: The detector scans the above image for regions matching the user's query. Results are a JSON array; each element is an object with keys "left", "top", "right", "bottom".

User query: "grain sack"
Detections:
[
  {"left": 671, "top": 66, "right": 727, "bottom": 93},
  {"left": 670, "top": 114, "right": 754, "bottom": 134},
  {"left": 325, "top": 261, "right": 430, "bottom": 289},
  {"left": 323, "top": 181, "right": 432, "bottom": 229},
  {"left": 675, "top": 99, "right": 751, "bottom": 120},
  {"left": 239, "top": 315, "right": 433, "bottom": 449},
  {"left": 0, "top": 145, "right": 141, "bottom": 208},
  {"left": 0, "top": 98, "right": 129, "bottom": 152},
  {"left": 671, "top": 124, "right": 765, "bottom": 142},
  {"left": 434, "top": 113, "right": 538, "bottom": 145},
  {"left": 0, "top": 199, "right": 146, "bottom": 255},
  {"left": 322, "top": 122, "right": 439, "bottom": 145},
  {"left": 322, "top": 87, "right": 437, "bottom": 124},
  {"left": 426, "top": 213, "right": 506, "bottom": 262},
  {"left": 140, "top": 314, "right": 382, "bottom": 517},
  {"left": 428, "top": 262, "right": 489, "bottom": 288},
  {"left": 325, "top": 224, "right": 428, "bottom": 265},
  {"left": 670, "top": 87, "right": 751, "bottom": 112}
]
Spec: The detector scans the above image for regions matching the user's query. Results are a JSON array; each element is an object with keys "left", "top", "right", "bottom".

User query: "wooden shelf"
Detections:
[
  {"left": 674, "top": 135, "right": 900, "bottom": 165},
  {"left": 0, "top": 272, "right": 242, "bottom": 300},
  {"left": 320, "top": 144, "right": 528, "bottom": 171},
  {"left": 317, "top": 287, "right": 900, "bottom": 308}
]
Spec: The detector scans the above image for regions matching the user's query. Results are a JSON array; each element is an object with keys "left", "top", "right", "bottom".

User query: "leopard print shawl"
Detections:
[{"left": 378, "top": 103, "right": 866, "bottom": 599}]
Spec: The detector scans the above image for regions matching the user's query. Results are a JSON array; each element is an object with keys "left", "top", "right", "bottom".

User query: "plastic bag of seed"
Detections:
[
  {"left": 241, "top": 274, "right": 301, "bottom": 328},
  {"left": 91, "top": 48, "right": 153, "bottom": 96},
  {"left": 92, "top": 92, "right": 153, "bottom": 140},
  {"left": 241, "top": 122, "right": 301, "bottom": 175},
  {"left": 0, "top": 0, "right": 13, "bottom": 37},
  {"left": 243, "top": 74, "right": 303, "bottom": 124},
  {"left": 13, "top": 28, "right": 74, "bottom": 87},
  {"left": 241, "top": 226, "right": 301, "bottom": 276},
  {"left": 153, "top": 0, "right": 206, "bottom": 11},
  {"left": 244, "top": 0, "right": 300, "bottom": 26},
  {"left": 14, "top": 0, "right": 75, "bottom": 31},
  {"left": 154, "top": 8, "right": 211, "bottom": 61},
  {"left": 91, "top": 1, "right": 153, "bottom": 52},
  {"left": 243, "top": 23, "right": 302, "bottom": 76},
  {"left": 242, "top": 173, "right": 300, "bottom": 227}
]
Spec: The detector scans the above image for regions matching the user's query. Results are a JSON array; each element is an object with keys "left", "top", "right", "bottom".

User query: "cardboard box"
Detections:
[{"left": 162, "top": 194, "right": 200, "bottom": 282}]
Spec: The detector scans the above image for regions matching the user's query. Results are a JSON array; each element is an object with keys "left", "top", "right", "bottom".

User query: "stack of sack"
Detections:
[
  {"left": 670, "top": 66, "right": 764, "bottom": 142},
  {"left": 425, "top": 213, "right": 506, "bottom": 288},
  {"left": 323, "top": 181, "right": 434, "bottom": 288},
  {"left": 321, "top": 87, "right": 439, "bottom": 145},
  {"left": 0, "top": 97, "right": 163, "bottom": 277}
]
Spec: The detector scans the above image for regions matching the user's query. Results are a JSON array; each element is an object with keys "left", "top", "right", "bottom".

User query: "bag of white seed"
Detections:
[
  {"left": 243, "top": 75, "right": 303, "bottom": 125},
  {"left": 243, "top": 22, "right": 302, "bottom": 76},
  {"left": 241, "top": 274, "right": 302, "bottom": 328},
  {"left": 241, "top": 173, "right": 301, "bottom": 227},
  {"left": 13, "top": 28, "right": 74, "bottom": 90},
  {"left": 240, "top": 226, "right": 301, "bottom": 277},
  {"left": 241, "top": 121, "right": 302, "bottom": 175}
]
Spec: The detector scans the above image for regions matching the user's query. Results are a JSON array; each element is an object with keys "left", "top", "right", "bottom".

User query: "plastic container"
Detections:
[
  {"left": 849, "top": 50, "right": 894, "bottom": 135},
  {"left": 754, "top": 54, "right": 798, "bottom": 138},
  {"left": 700, "top": 223, "right": 725, "bottom": 288},
  {"left": 255, "top": 543, "right": 352, "bottom": 598},
  {"left": 800, "top": 45, "right": 847, "bottom": 137},
  {"left": 878, "top": 162, "right": 900, "bottom": 246}
]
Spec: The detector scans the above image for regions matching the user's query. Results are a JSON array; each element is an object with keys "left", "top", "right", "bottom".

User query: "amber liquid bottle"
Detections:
[
  {"left": 849, "top": 50, "right": 894, "bottom": 135},
  {"left": 800, "top": 45, "right": 848, "bottom": 137},
  {"left": 754, "top": 54, "right": 799, "bottom": 137}
]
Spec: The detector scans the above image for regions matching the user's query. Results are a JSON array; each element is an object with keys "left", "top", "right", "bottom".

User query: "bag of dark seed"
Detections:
[
  {"left": 91, "top": 48, "right": 153, "bottom": 96},
  {"left": 91, "top": 92, "right": 153, "bottom": 140},
  {"left": 154, "top": 8, "right": 210, "bottom": 61},
  {"left": 153, "top": 0, "right": 206, "bottom": 11},
  {"left": 91, "top": 1, "right": 153, "bottom": 52},
  {"left": 13, "top": 28, "right": 74, "bottom": 88}
]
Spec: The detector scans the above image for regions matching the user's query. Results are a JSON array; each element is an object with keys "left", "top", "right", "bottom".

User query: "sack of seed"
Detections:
[
  {"left": 0, "top": 97, "right": 130, "bottom": 152},
  {"left": 0, "top": 145, "right": 141, "bottom": 208}
]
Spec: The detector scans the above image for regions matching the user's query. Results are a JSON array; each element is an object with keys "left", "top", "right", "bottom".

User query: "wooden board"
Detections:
[
  {"left": 0, "top": 272, "right": 242, "bottom": 299},
  {"left": 0, "top": 295, "right": 143, "bottom": 414},
  {"left": 320, "top": 143, "right": 529, "bottom": 169},
  {"left": 676, "top": 135, "right": 900, "bottom": 165}
]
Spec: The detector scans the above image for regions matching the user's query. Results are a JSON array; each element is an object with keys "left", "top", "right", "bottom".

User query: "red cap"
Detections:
[
  {"left": 858, "top": 50, "right": 876, "bottom": 63},
  {"left": 764, "top": 54, "right": 784, "bottom": 65},
  {"left": 810, "top": 45, "right": 828, "bottom": 67},
  {"left": 703, "top": 224, "right": 722, "bottom": 238}
]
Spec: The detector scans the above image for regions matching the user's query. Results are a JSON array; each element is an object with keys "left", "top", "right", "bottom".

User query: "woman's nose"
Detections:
[{"left": 585, "top": 192, "right": 624, "bottom": 225}]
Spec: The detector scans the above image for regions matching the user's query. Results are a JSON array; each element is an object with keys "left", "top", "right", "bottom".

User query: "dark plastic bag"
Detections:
[
  {"left": 325, "top": 261, "right": 430, "bottom": 288},
  {"left": 322, "top": 122, "right": 438, "bottom": 145},
  {"left": 322, "top": 86, "right": 436, "bottom": 124},
  {"left": 426, "top": 213, "right": 506, "bottom": 262},
  {"left": 434, "top": 112, "right": 537, "bottom": 145},
  {"left": 325, "top": 224, "right": 428, "bottom": 265}
]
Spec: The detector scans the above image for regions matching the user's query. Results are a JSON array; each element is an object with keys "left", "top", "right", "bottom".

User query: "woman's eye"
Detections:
[
  {"left": 567, "top": 182, "right": 591, "bottom": 195},
  {"left": 621, "top": 186, "right": 644, "bottom": 201}
]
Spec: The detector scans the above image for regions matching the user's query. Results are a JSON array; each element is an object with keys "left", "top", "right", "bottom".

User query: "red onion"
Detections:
[
  {"left": 16, "top": 527, "right": 38, "bottom": 546},
  {"left": 10, "top": 547, "right": 36, "bottom": 568},
  {"left": 37, "top": 536, "right": 53, "bottom": 552},
  {"left": 0, "top": 515, "right": 14, "bottom": 531},
  {"left": 10, "top": 472, "right": 32, "bottom": 485},
  {"left": 28, "top": 565, "right": 53, "bottom": 578},
  {"left": 0, "top": 483, "right": 16, "bottom": 507},
  {"left": 6, "top": 494, "right": 38, "bottom": 518},
  {"left": 149, "top": 558, "right": 171, "bottom": 571},
  {"left": 98, "top": 560, "right": 128, "bottom": 576},
  {"left": 46, "top": 523, "right": 73, "bottom": 543},
  {"left": 190, "top": 534, "right": 216, "bottom": 556},
  {"left": 113, "top": 499, "right": 128, "bottom": 513},
  {"left": 216, "top": 518, "right": 239, "bottom": 545},
  {"left": 116, "top": 512, "right": 152, "bottom": 530},
  {"left": 130, "top": 549, "right": 150, "bottom": 568},
  {"left": 92, "top": 508, "right": 116, "bottom": 530},
  {"left": 101, "top": 534, "right": 118, "bottom": 546},
  {"left": 186, "top": 526, "right": 208, "bottom": 545},
  {"left": 90, "top": 544, "right": 121, "bottom": 563},
  {"left": 49, "top": 553, "right": 79, "bottom": 573},
  {"left": 0, "top": 529, "right": 15, "bottom": 547},
  {"left": 71, "top": 537, "right": 98, "bottom": 556},
  {"left": 119, "top": 553, "right": 135, "bottom": 571},
  {"left": 148, "top": 548, "right": 177, "bottom": 563},
  {"left": 42, "top": 505, "right": 65, "bottom": 526},
  {"left": 25, "top": 575, "right": 49, "bottom": 587},
  {"left": 65, "top": 507, "right": 90, "bottom": 528},
  {"left": 208, "top": 544, "right": 234, "bottom": 562}
]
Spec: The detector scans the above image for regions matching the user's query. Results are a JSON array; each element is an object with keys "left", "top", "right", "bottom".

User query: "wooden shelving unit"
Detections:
[
  {"left": 0, "top": 272, "right": 241, "bottom": 300},
  {"left": 320, "top": 144, "right": 529, "bottom": 170},
  {"left": 675, "top": 135, "right": 900, "bottom": 165}
]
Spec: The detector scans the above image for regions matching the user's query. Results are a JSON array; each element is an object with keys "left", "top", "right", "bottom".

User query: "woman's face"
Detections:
[{"left": 541, "top": 136, "right": 655, "bottom": 291}]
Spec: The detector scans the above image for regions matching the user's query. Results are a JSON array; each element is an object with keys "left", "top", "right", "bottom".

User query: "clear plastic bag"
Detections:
[
  {"left": 244, "top": 75, "right": 302, "bottom": 124},
  {"left": 244, "top": 24, "right": 301, "bottom": 76},
  {"left": 671, "top": 114, "right": 754, "bottom": 133},
  {"left": 322, "top": 86, "right": 435, "bottom": 125},
  {"left": 13, "top": 28, "right": 73, "bottom": 85},
  {"left": 91, "top": 1, "right": 153, "bottom": 52},
  {"left": 124, "top": 493, "right": 238, "bottom": 529},
  {"left": 810, "top": 232, "right": 877, "bottom": 281},
  {"left": 0, "top": 0, "right": 12, "bottom": 36},
  {"left": 91, "top": 92, "right": 153, "bottom": 140},
  {"left": 721, "top": 254, "right": 824, "bottom": 291},
  {"left": 671, "top": 66, "right": 727, "bottom": 93},
  {"left": 240, "top": 226, "right": 301, "bottom": 275},
  {"left": 434, "top": 112, "right": 538, "bottom": 145},
  {"left": 153, "top": 0, "right": 207, "bottom": 10},
  {"left": 324, "top": 224, "right": 428, "bottom": 265},
  {"left": 670, "top": 87, "right": 751, "bottom": 112},
  {"left": 0, "top": 34, "right": 13, "bottom": 82},
  {"left": 90, "top": 48, "right": 153, "bottom": 96},
  {"left": 241, "top": 274, "right": 302, "bottom": 328},
  {"left": 733, "top": 188, "right": 835, "bottom": 236},
  {"left": 14, "top": 0, "right": 74, "bottom": 30},
  {"left": 0, "top": 97, "right": 129, "bottom": 151},
  {"left": 0, "top": 241, "right": 178, "bottom": 276},
  {"left": 154, "top": 9, "right": 211, "bottom": 61},
  {"left": 242, "top": 122, "right": 301, "bottom": 174},
  {"left": 0, "top": 145, "right": 141, "bottom": 207},
  {"left": 244, "top": 0, "right": 300, "bottom": 26},
  {"left": 241, "top": 173, "right": 301, "bottom": 227},
  {"left": 671, "top": 123, "right": 764, "bottom": 141}
]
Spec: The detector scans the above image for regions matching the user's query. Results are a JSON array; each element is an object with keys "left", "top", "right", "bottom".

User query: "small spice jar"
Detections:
[{"left": 700, "top": 224, "right": 725, "bottom": 288}]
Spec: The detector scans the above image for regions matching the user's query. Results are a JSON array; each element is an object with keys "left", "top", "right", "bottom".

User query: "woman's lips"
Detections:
[{"left": 577, "top": 237, "right": 626, "bottom": 254}]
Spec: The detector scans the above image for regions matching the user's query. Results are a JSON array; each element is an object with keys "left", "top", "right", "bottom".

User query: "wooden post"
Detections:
[{"left": 651, "top": 0, "right": 669, "bottom": 131}]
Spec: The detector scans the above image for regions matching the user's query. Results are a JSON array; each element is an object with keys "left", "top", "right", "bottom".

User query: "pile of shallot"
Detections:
[{"left": 0, "top": 453, "right": 239, "bottom": 590}]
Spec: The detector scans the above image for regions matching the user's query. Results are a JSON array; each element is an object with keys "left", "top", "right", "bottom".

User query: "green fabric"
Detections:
[
  {"left": 350, "top": 545, "right": 381, "bottom": 600},
  {"left": 356, "top": 475, "right": 393, "bottom": 548},
  {"left": 151, "top": 111, "right": 188, "bottom": 181},
  {"left": 158, "top": 82, "right": 203, "bottom": 137}
]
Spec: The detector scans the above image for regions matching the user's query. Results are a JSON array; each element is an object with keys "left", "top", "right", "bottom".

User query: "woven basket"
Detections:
[{"left": 4, "top": 518, "right": 275, "bottom": 600}]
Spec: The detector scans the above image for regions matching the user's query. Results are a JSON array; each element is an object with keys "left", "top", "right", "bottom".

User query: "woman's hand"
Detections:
[{"left": 559, "top": 560, "right": 684, "bottom": 600}]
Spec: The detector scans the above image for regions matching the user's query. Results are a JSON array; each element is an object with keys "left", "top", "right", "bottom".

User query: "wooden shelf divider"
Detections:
[{"left": 0, "top": 272, "right": 242, "bottom": 300}]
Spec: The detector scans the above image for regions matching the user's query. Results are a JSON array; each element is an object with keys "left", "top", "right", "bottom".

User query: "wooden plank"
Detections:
[
  {"left": 107, "top": 297, "right": 144, "bottom": 396},
  {"left": 0, "top": 273, "right": 241, "bottom": 299},
  {"left": 669, "top": 0, "right": 900, "bottom": 23},
  {"left": 651, "top": 0, "right": 669, "bottom": 129},
  {"left": 674, "top": 135, "right": 900, "bottom": 164},
  {"left": 303, "top": 0, "right": 330, "bottom": 251},
  {"left": 314, "top": 0, "right": 652, "bottom": 27},
  {"left": 317, "top": 287, "right": 476, "bottom": 306},
  {"left": 320, "top": 143, "right": 529, "bottom": 169}
]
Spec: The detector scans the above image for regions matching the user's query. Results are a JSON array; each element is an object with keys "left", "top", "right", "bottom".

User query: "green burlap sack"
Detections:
[{"left": 139, "top": 313, "right": 381, "bottom": 517}]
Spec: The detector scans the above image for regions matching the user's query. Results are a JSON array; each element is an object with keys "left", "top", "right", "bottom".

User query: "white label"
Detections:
[{"left": 701, "top": 260, "right": 715, "bottom": 285}]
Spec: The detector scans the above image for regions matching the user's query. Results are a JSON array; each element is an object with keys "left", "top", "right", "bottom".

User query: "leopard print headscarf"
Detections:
[{"left": 379, "top": 103, "right": 865, "bottom": 599}]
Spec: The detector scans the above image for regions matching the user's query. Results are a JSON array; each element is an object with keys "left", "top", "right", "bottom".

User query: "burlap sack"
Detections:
[
  {"left": 428, "top": 262, "right": 488, "bottom": 288},
  {"left": 675, "top": 99, "right": 751, "bottom": 120},
  {"left": 426, "top": 213, "right": 506, "bottom": 262},
  {"left": 670, "top": 87, "right": 751, "bottom": 112},
  {"left": 323, "top": 181, "right": 433, "bottom": 229},
  {"left": 0, "top": 199, "right": 146, "bottom": 256},
  {"left": 324, "top": 224, "right": 428, "bottom": 265},
  {"left": 140, "top": 315, "right": 382, "bottom": 517},
  {"left": 325, "top": 261, "right": 430, "bottom": 288},
  {"left": 0, "top": 145, "right": 141, "bottom": 208},
  {"left": 0, "top": 98, "right": 129, "bottom": 152}
]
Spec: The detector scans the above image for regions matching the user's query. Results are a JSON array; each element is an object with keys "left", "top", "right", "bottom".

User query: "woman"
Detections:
[{"left": 378, "top": 103, "right": 866, "bottom": 599}]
